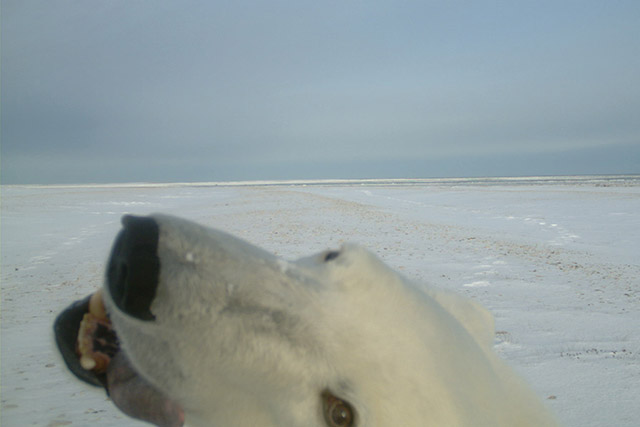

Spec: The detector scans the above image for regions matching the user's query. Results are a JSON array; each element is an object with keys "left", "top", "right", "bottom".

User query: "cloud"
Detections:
[{"left": 2, "top": 1, "right": 639, "bottom": 183}]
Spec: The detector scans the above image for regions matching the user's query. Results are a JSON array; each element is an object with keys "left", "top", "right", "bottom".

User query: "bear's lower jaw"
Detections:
[
  {"left": 107, "top": 351, "right": 184, "bottom": 427},
  {"left": 54, "top": 292, "right": 184, "bottom": 427}
]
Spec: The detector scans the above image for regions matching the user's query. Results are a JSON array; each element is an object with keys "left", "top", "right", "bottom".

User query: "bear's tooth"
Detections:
[
  {"left": 80, "top": 355, "right": 97, "bottom": 370},
  {"left": 89, "top": 289, "right": 107, "bottom": 320}
]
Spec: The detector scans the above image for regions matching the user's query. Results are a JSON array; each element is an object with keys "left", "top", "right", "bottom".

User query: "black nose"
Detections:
[{"left": 107, "top": 215, "right": 160, "bottom": 321}]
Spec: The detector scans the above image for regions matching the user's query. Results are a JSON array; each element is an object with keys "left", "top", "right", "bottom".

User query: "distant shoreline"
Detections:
[{"left": 3, "top": 174, "right": 640, "bottom": 189}]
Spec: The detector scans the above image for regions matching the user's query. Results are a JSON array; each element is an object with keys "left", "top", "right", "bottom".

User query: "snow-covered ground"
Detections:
[{"left": 2, "top": 176, "right": 639, "bottom": 426}]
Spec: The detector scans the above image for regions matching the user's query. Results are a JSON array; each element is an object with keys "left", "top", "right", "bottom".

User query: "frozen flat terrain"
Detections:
[{"left": 2, "top": 176, "right": 639, "bottom": 426}]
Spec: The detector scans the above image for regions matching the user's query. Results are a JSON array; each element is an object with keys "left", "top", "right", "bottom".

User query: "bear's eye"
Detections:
[
  {"left": 322, "top": 390, "right": 355, "bottom": 427},
  {"left": 324, "top": 251, "right": 340, "bottom": 262}
]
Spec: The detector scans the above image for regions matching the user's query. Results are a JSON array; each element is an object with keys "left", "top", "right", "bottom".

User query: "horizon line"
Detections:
[{"left": 3, "top": 174, "right": 640, "bottom": 189}]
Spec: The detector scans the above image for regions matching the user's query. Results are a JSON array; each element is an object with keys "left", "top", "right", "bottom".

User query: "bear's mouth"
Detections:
[{"left": 54, "top": 290, "right": 185, "bottom": 427}]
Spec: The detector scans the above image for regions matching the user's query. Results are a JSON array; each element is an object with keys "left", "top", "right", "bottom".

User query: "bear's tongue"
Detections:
[{"left": 106, "top": 350, "right": 184, "bottom": 427}]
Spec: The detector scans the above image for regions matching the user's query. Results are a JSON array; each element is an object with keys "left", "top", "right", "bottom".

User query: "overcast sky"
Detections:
[{"left": 2, "top": 0, "right": 639, "bottom": 184}]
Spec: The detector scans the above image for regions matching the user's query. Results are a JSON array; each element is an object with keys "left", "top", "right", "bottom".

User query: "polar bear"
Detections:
[{"left": 55, "top": 214, "right": 557, "bottom": 426}]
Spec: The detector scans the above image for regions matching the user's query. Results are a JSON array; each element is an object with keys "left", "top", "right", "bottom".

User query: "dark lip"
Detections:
[
  {"left": 53, "top": 294, "right": 112, "bottom": 388},
  {"left": 54, "top": 292, "right": 186, "bottom": 427}
]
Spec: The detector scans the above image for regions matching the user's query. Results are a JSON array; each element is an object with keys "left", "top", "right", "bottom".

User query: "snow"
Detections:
[{"left": 2, "top": 176, "right": 639, "bottom": 426}]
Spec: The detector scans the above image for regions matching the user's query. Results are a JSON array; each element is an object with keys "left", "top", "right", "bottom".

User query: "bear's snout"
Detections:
[{"left": 107, "top": 215, "right": 160, "bottom": 321}]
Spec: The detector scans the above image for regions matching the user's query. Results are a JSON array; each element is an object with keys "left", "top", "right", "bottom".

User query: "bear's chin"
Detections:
[{"left": 106, "top": 350, "right": 185, "bottom": 427}]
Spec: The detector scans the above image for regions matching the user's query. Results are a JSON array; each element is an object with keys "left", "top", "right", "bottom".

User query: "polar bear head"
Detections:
[{"left": 91, "top": 214, "right": 555, "bottom": 426}]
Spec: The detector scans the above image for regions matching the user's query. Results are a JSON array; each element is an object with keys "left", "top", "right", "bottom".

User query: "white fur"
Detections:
[{"left": 104, "top": 214, "right": 557, "bottom": 426}]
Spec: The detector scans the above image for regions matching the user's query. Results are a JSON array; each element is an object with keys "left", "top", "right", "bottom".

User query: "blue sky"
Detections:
[{"left": 2, "top": 0, "right": 639, "bottom": 184}]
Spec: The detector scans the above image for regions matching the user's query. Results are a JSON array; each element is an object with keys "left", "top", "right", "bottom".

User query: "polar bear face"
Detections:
[{"left": 101, "top": 214, "right": 555, "bottom": 427}]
